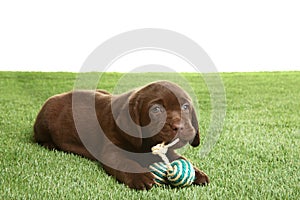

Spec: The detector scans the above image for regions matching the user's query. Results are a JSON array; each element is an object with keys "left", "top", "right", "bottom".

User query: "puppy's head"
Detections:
[{"left": 115, "top": 81, "right": 200, "bottom": 151}]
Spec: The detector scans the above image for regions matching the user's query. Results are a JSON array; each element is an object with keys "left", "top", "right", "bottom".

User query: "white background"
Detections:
[{"left": 0, "top": 0, "right": 299, "bottom": 72}]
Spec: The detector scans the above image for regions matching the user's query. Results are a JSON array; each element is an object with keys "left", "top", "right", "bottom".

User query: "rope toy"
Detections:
[{"left": 149, "top": 138, "right": 195, "bottom": 187}]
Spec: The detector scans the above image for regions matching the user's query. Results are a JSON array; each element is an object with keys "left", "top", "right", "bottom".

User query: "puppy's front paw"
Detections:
[
  {"left": 194, "top": 168, "right": 210, "bottom": 185},
  {"left": 125, "top": 172, "right": 155, "bottom": 190}
]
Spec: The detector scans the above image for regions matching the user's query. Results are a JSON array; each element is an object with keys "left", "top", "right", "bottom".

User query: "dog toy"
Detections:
[{"left": 149, "top": 138, "right": 195, "bottom": 187}]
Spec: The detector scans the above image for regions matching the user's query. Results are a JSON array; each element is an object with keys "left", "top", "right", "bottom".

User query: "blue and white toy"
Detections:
[{"left": 149, "top": 138, "right": 195, "bottom": 187}]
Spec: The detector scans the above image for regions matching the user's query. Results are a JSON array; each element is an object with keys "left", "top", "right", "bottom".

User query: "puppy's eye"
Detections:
[
  {"left": 150, "top": 104, "right": 164, "bottom": 113},
  {"left": 182, "top": 103, "right": 190, "bottom": 111}
]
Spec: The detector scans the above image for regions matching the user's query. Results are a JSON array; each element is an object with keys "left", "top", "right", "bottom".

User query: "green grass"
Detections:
[{"left": 0, "top": 71, "right": 299, "bottom": 199}]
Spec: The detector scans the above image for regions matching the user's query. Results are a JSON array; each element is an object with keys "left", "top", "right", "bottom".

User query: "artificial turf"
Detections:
[{"left": 0, "top": 71, "right": 299, "bottom": 199}]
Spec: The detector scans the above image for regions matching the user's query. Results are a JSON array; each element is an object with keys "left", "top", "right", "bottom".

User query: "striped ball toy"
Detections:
[
  {"left": 150, "top": 138, "right": 195, "bottom": 187},
  {"left": 149, "top": 159, "right": 195, "bottom": 187}
]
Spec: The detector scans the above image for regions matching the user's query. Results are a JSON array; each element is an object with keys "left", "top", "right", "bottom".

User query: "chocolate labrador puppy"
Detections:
[{"left": 34, "top": 80, "right": 209, "bottom": 190}]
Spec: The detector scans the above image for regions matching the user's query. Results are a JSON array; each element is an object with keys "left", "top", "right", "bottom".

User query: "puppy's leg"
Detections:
[
  {"left": 58, "top": 143, "right": 97, "bottom": 161},
  {"left": 34, "top": 119, "right": 57, "bottom": 149},
  {"left": 193, "top": 167, "right": 210, "bottom": 185},
  {"left": 100, "top": 150, "right": 155, "bottom": 190},
  {"left": 102, "top": 164, "right": 154, "bottom": 190}
]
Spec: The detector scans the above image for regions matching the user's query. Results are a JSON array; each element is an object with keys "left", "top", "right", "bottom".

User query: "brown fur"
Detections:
[{"left": 34, "top": 81, "right": 209, "bottom": 190}]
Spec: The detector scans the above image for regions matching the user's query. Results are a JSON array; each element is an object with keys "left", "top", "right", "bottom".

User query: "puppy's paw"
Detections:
[
  {"left": 125, "top": 172, "right": 155, "bottom": 190},
  {"left": 194, "top": 168, "right": 210, "bottom": 185}
]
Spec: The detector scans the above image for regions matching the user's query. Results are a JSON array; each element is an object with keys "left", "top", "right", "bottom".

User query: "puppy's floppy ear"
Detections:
[
  {"left": 190, "top": 107, "right": 200, "bottom": 147},
  {"left": 114, "top": 91, "right": 143, "bottom": 150}
]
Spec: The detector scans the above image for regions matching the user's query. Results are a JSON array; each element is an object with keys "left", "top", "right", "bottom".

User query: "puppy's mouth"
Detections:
[
  {"left": 166, "top": 128, "right": 196, "bottom": 149},
  {"left": 166, "top": 138, "right": 188, "bottom": 149}
]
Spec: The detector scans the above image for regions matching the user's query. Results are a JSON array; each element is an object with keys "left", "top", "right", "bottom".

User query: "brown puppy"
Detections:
[{"left": 34, "top": 81, "right": 209, "bottom": 190}]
